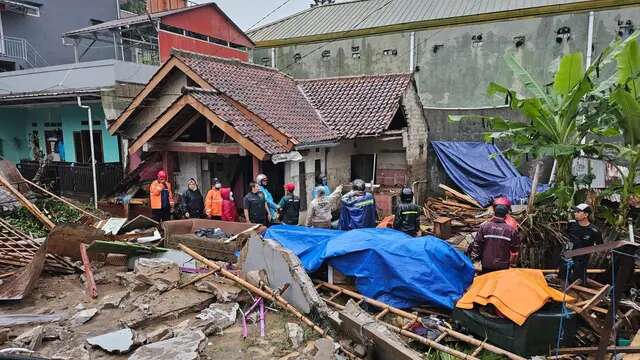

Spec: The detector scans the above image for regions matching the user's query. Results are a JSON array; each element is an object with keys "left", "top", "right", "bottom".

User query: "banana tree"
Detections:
[
  {"left": 450, "top": 35, "right": 638, "bottom": 211},
  {"left": 582, "top": 32, "right": 640, "bottom": 228}
]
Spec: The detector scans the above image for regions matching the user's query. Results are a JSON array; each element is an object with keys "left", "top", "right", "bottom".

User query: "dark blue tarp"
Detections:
[
  {"left": 432, "top": 141, "right": 548, "bottom": 207},
  {"left": 264, "top": 225, "right": 475, "bottom": 310}
]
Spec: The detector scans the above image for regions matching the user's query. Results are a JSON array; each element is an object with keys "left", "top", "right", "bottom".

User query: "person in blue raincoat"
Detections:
[
  {"left": 312, "top": 174, "right": 331, "bottom": 199},
  {"left": 339, "top": 179, "right": 377, "bottom": 230},
  {"left": 256, "top": 174, "right": 278, "bottom": 222}
]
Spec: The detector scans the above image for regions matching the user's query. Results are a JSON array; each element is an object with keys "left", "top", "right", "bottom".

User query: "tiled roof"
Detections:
[
  {"left": 298, "top": 74, "right": 411, "bottom": 139},
  {"left": 175, "top": 50, "right": 338, "bottom": 145},
  {"left": 190, "top": 90, "right": 290, "bottom": 155}
]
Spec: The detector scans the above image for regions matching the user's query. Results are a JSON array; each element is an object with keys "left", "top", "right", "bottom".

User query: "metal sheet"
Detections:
[
  {"left": 0, "top": 238, "right": 47, "bottom": 301},
  {"left": 249, "top": 0, "right": 591, "bottom": 42}
]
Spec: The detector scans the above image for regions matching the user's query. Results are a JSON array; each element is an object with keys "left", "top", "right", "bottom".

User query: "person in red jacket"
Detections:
[
  {"left": 470, "top": 204, "right": 521, "bottom": 274},
  {"left": 220, "top": 187, "right": 237, "bottom": 222}
]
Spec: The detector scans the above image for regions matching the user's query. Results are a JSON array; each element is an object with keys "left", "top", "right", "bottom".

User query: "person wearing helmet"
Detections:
[
  {"left": 256, "top": 174, "right": 278, "bottom": 221},
  {"left": 306, "top": 184, "right": 343, "bottom": 228},
  {"left": 277, "top": 183, "right": 301, "bottom": 225},
  {"left": 149, "top": 170, "right": 174, "bottom": 222},
  {"left": 559, "top": 203, "right": 602, "bottom": 283},
  {"left": 205, "top": 178, "right": 223, "bottom": 220},
  {"left": 339, "top": 179, "right": 377, "bottom": 230},
  {"left": 493, "top": 196, "right": 519, "bottom": 230},
  {"left": 312, "top": 174, "right": 331, "bottom": 199},
  {"left": 393, "top": 187, "right": 421, "bottom": 236},
  {"left": 470, "top": 204, "right": 521, "bottom": 274}
]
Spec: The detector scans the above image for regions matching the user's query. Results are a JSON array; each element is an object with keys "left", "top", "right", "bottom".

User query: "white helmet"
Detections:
[{"left": 256, "top": 174, "right": 268, "bottom": 184}]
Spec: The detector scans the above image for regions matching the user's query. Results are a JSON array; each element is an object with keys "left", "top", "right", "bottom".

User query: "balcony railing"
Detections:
[{"left": 0, "top": 36, "right": 48, "bottom": 68}]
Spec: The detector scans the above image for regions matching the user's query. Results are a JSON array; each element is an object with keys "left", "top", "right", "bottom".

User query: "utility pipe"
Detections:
[
  {"left": 77, "top": 96, "right": 98, "bottom": 209},
  {"left": 586, "top": 11, "right": 595, "bottom": 67}
]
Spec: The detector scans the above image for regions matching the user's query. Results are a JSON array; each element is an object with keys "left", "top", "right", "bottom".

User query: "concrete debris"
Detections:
[
  {"left": 286, "top": 322, "right": 304, "bottom": 348},
  {"left": 128, "top": 330, "right": 206, "bottom": 360},
  {"left": 141, "top": 326, "right": 174, "bottom": 344},
  {"left": 245, "top": 269, "right": 269, "bottom": 288},
  {"left": 117, "top": 271, "right": 149, "bottom": 292},
  {"left": 74, "top": 303, "right": 85, "bottom": 310},
  {"left": 314, "top": 338, "right": 338, "bottom": 360},
  {"left": 12, "top": 325, "right": 44, "bottom": 351},
  {"left": 134, "top": 258, "right": 180, "bottom": 292},
  {"left": 195, "top": 302, "right": 239, "bottom": 336},
  {"left": 53, "top": 345, "right": 91, "bottom": 360},
  {"left": 81, "top": 270, "right": 110, "bottom": 285},
  {"left": 194, "top": 276, "right": 244, "bottom": 303},
  {"left": 279, "top": 351, "right": 301, "bottom": 360},
  {"left": 86, "top": 327, "right": 135, "bottom": 353},
  {"left": 70, "top": 308, "right": 98, "bottom": 326},
  {"left": 0, "top": 328, "right": 9, "bottom": 345},
  {"left": 100, "top": 290, "right": 129, "bottom": 309},
  {"left": 240, "top": 235, "right": 330, "bottom": 316},
  {"left": 42, "top": 325, "right": 70, "bottom": 341},
  {"left": 122, "top": 287, "right": 215, "bottom": 328},
  {"left": 339, "top": 300, "right": 422, "bottom": 360},
  {"left": 0, "top": 314, "right": 64, "bottom": 327}
]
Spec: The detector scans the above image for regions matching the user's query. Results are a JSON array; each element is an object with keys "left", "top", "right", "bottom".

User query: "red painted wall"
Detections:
[
  {"left": 158, "top": 31, "right": 249, "bottom": 62},
  {"left": 161, "top": 5, "right": 254, "bottom": 48}
]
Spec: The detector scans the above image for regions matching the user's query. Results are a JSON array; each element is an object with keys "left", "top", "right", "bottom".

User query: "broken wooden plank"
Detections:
[
  {"left": 0, "top": 173, "right": 55, "bottom": 229},
  {"left": 438, "top": 184, "right": 482, "bottom": 208},
  {"left": 0, "top": 238, "right": 48, "bottom": 301},
  {"left": 22, "top": 178, "right": 101, "bottom": 221},
  {"left": 558, "top": 346, "right": 640, "bottom": 355}
]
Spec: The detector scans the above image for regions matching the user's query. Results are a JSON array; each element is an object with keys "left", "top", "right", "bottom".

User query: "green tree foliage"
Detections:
[{"left": 120, "top": 0, "right": 147, "bottom": 14}]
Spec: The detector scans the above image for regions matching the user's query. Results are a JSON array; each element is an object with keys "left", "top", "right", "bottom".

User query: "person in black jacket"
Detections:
[
  {"left": 278, "top": 183, "right": 301, "bottom": 225},
  {"left": 393, "top": 187, "right": 421, "bottom": 237},
  {"left": 182, "top": 178, "right": 205, "bottom": 219}
]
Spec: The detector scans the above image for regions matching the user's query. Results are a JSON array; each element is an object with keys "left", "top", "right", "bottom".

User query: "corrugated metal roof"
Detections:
[
  {"left": 64, "top": 3, "right": 211, "bottom": 37},
  {"left": 248, "top": 0, "right": 608, "bottom": 44}
]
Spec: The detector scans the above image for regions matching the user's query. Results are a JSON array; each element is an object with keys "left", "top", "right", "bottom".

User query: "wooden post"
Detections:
[
  {"left": 206, "top": 122, "right": 212, "bottom": 144},
  {"left": 528, "top": 161, "right": 542, "bottom": 214},
  {"left": 0, "top": 174, "right": 55, "bottom": 229},
  {"left": 252, "top": 156, "right": 261, "bottom": 180},
  {"left": 596, "top": 245, "right": 636, "bottom": 359}
]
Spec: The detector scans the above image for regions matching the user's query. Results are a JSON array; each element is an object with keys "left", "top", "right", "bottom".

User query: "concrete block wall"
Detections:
[
  {"left": 284, "top": 147, "right": 328, "bottom": 223},
  {"left": 402, "top": 82, "right": 428, "bottom": 192}
]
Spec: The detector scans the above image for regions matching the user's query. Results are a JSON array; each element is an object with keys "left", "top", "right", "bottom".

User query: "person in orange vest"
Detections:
[
  {"left": 149, "top": 170, "right": 174, "bottom": 222},
  {"left": 205, "top": 178, "right": 223, "bottom": 220}
]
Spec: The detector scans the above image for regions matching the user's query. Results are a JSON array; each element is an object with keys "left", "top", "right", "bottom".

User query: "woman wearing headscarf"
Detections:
[{"left": 182, "top": 178, "right": 205, "bottom": 218}]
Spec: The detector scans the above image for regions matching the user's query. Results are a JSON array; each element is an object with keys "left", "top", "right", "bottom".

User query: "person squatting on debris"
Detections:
[
  {"left": 560, "top": 203, "right": 602, "bottom": 284},
  {"left": 278, "top": 183, "right": 301, "bottom": 225},
  {"left": 256, "top": 174, "right": 278, "bottom": 222},
  {"left": 243, "top": 181, "right": 270, "bottom": 226},
  {"left": 312, "top": 174, "right": 331, "bottom": 199},
  {"left": 205, "top": 178, "right": 223, "bottom": 220},
  {"left": 149, "top": 170, "right": 174, "bottom": 222},
  {"left": 339, "top": 179, "right": 377, "bottom": 230},
  {"left": 393, "top": 187, "right": 421, "bottom": 237},
  {"left": 220, "top": 187, "right": 237, "bottom": 222},
  {"left": 470, "top": 204, "right": 520, "bottom": 274},
  {"left": 181, "top": 178, "right": 205, "bottom": 219},
  {"left": 306, "top": 184, "right": 343, "bottom": 228}
]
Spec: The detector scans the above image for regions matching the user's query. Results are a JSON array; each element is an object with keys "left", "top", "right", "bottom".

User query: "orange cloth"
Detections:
[
  {"left": 149, "top": 180, "right": 173, "bottom": 210},
  {"left": 456, "top": 268, "right": 574, "bottom": 326},
  {"left": 205, "top": 188, "right": 223, "bottom": 217},
  {"left": 377, "top": 215, "right": 395, "bottom": 228}
]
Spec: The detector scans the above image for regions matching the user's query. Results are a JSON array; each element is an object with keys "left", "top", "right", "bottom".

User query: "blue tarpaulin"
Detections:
[
  {"left": 432, "top": 141, "right": 548, "bottom": 207},
  {"left": 264, "top": 225, "right": 475, "bottom": 310}
]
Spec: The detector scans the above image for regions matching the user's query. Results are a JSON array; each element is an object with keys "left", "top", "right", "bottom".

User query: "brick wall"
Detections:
[{"left": 402, "top": 80, "right": 429, "bottom": 201}]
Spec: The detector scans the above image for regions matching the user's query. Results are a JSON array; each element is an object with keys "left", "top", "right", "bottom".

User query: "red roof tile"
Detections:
[
  {"left": 298, "top": 74, "right": 412, "bottom": 139},
  {"left": 175, "top": 50, "right": 338, "bottom": 145},
  {"left": 190, "top": 90, "right": 290, "bottom": 155}
]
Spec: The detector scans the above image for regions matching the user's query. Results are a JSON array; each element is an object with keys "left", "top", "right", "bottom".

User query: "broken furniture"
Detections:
[{"left": 162, "top": 219, "right": 264, "bottom": 262}]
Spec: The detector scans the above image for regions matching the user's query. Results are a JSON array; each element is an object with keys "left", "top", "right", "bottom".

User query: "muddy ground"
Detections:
[{"left": 1, "top": 264, "right": 320, "bottom": 359}]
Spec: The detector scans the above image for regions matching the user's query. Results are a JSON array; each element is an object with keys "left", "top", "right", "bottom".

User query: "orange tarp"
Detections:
[{"left": 456, "top": 268, "right": 574, "bottom": 326}]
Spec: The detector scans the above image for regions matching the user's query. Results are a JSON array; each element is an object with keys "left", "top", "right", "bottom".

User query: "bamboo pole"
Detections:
[
  {"left": 23, "top": 178, "right": 101, "bottom": 221},
  {"left": 316, "top": 281, "right": 527, "bottom": 360},
  {"left": 0, "top": 174, "right": 55, "bottom": 229},
  {"left": 528, "top": 161, "right": 542, "bottom": 214},
  {"left": 177, "top": 244, "right": 358, "bottom": 359},
  {"left": 179, "top": 270, "right": 217, "bottom": 289}
]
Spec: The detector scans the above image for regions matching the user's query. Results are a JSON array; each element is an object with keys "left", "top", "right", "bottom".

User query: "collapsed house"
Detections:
[{"left": 108, "top": 50, "right": 428, "bottom": 215}]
